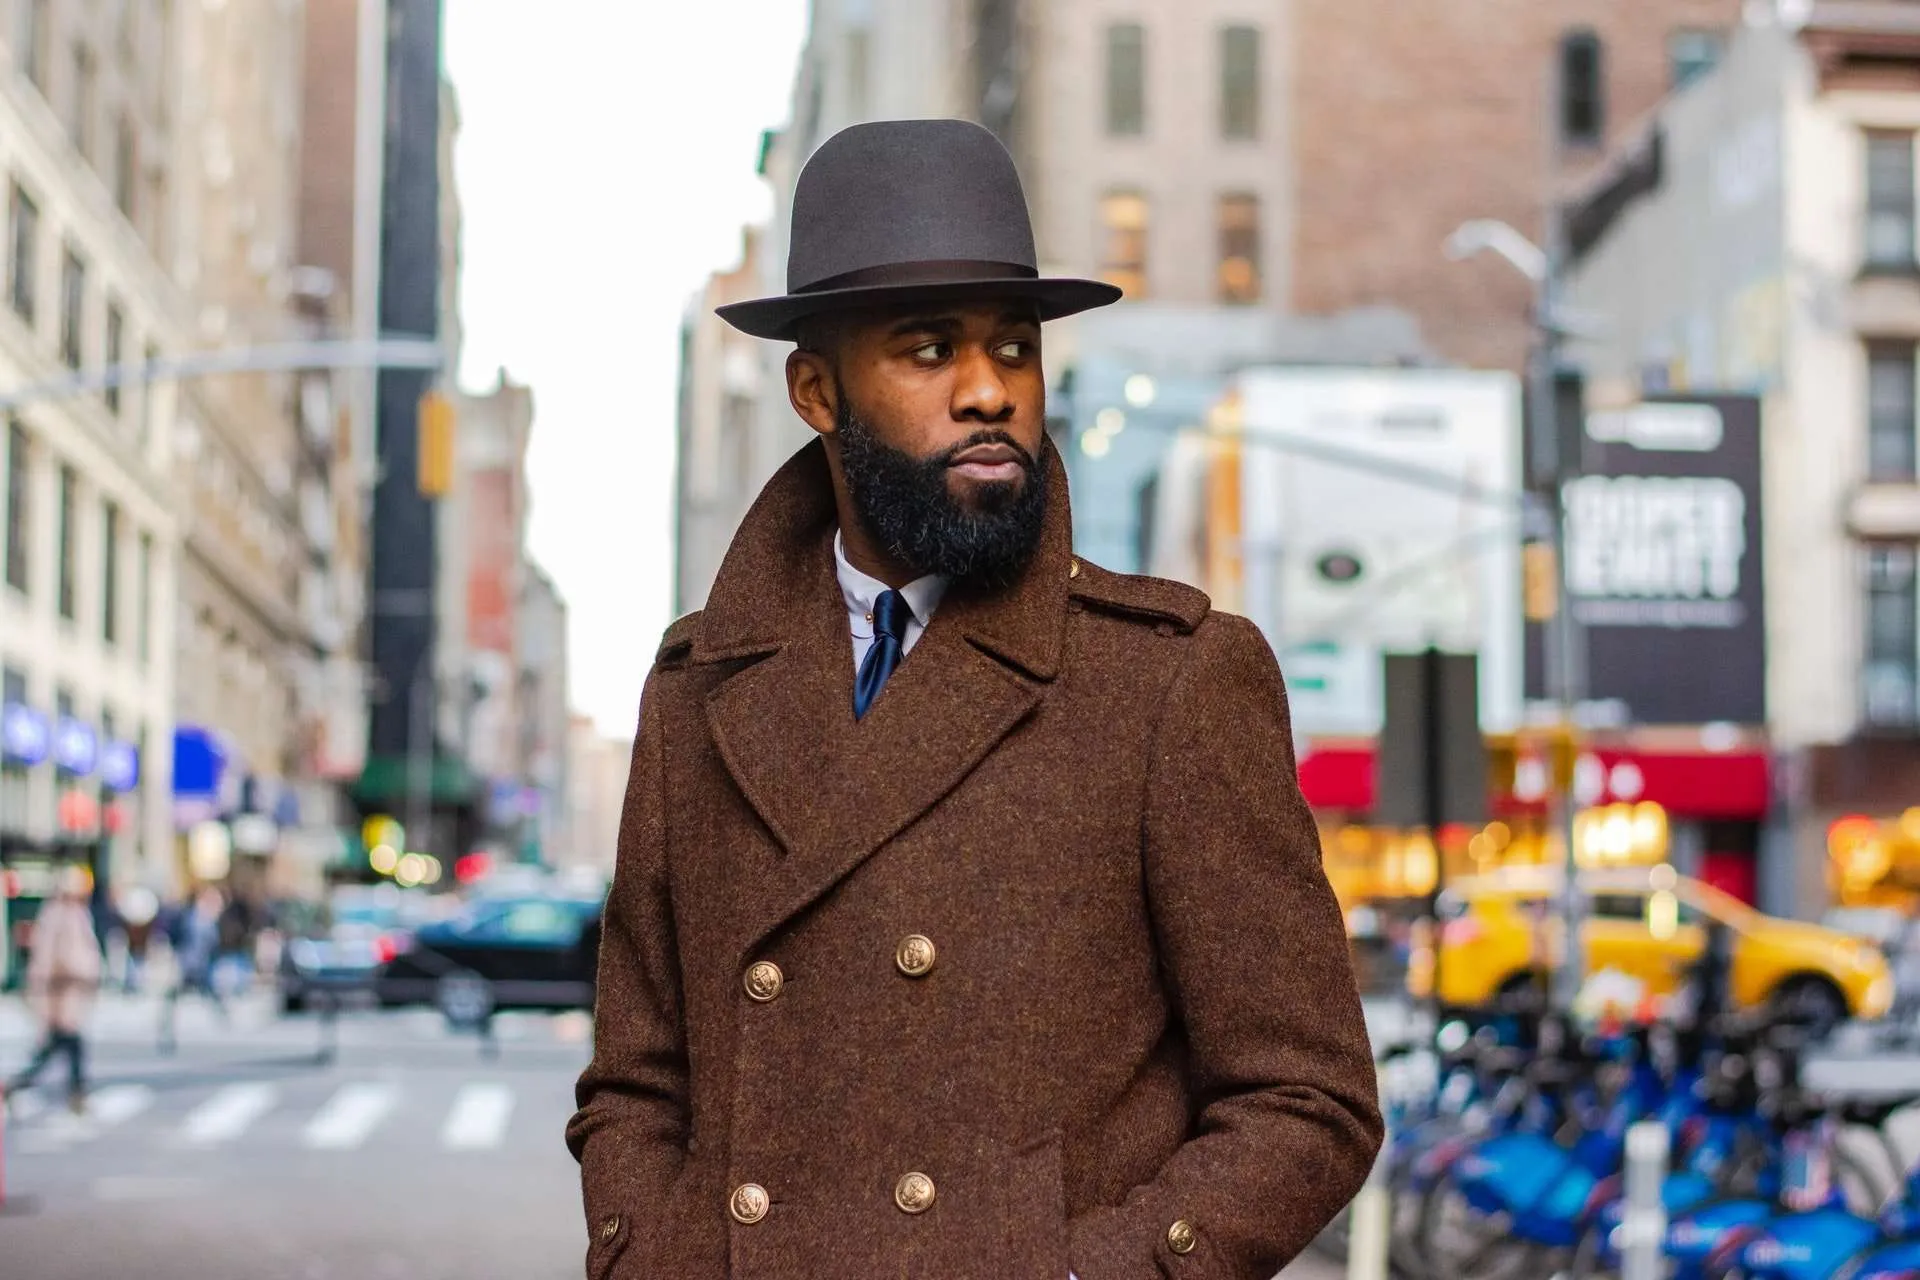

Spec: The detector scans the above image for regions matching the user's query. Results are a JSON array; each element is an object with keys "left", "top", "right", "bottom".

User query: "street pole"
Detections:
[
  {"left": 1532, "top": 93, "right": 1588, "bottom": 1014},
  {"left": 406, "top": 669, "right": 432, "bottom": 869}
]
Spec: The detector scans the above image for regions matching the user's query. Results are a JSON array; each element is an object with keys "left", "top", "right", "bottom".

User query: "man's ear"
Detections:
[{"left": 786, "top": 348, "right": 839, "bottom": 437}]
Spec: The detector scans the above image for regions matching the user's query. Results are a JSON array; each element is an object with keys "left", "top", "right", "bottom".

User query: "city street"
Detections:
[
  {"left": 0, "top": 993, "right": 593, "bottom": 1280},
  {"left": 0, "top": 990, "right": 1352, "bottom": 1279}
]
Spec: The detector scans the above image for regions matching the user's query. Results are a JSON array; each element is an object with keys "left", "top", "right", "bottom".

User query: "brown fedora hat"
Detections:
[{"left": 717, "top": 118, "right": 1121, "bottom": 341}]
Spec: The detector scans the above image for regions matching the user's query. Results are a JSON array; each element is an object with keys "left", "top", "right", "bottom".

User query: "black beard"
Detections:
[{"left": 834, "top": 397, "right": 1048, "bottom": 589}]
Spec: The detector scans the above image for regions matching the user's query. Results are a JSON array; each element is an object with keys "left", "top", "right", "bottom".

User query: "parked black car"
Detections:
[{"left": 376, "top": 894, "right": 603, "bottom": 1028}]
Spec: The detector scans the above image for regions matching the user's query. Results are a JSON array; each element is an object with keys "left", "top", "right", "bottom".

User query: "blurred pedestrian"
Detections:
[
  {"left": 568, "top": 119, "right": 1380, "bottom": 1278},
  {"left": 168, "top": 886, "right": 227, "bottom": 1017},
  {"left": 4, "top": 865, "right": 103, "bottom": 1114}
]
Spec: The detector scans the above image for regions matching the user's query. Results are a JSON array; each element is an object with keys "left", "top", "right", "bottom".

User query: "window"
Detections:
[
  {"left": 1105, "top": 23, "right": 1145, "bottom": 137},
  {"left": 56, "top": 463, "right": 75, "bottom": 620},
  {"left": 101, "top": 501, "right": 119, "bottom": 645},
  {"left": 1866, "top": 132, "right": 1917, "bottom": 271},
  {"left": 104, "top": 302, "right": 123, "bottom": 414},
  {"left": 1220, "top": 25, "right": 1260, "bottom": 140},
  {"left": 58, "top": 247, "right": 84, "bottom": 369},
  {"left": 139, "top": 341, "right": 158, "bottom": 448},
  {"left": 845, "top": 27, "right": 870, "bottom": 121},
  {"left": 16, "top": 0, "right": 47, "bottom": 92},
  {"left": 1590, "top": 893, "right": 1647, "bottom": 921},
  {"left": 1217, "top": 193, "right": 1261, "bottom": 304},
  {"left": 3, "top": 420, "right": 25, "bottom": 592},
  {"left": 1559, "top": 29, "right": 1605, "bottom": 148},
  {"left": 1098, "top": 192, "right": 1149, "bottom": 298},
  {"left": 1869, "top": 343, "right": 1917, "bottom": 481},
  {"left": 1865, "top": 546, "right": 1919, "bottom": 731},
  {"left": 9, "top": 181, "right": 38, "bottom": 324},
  {"left": 1669, "top": 29, "right": 1723, "bottom": 91},
  {"left": 112, "top": 114, "right": 136, "bottom": 218},
  {"left": 68, "top": 42, "right": 95, "bottom": 161},
  {"left": 52, "top": 685, "right": 72, "bottom": 778},
  {"left": 136, "top": 530, "right": 150, "bottom": 662}
]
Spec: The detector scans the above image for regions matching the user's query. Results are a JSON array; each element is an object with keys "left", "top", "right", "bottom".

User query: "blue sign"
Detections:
[
  {"left": 52, "top": 716, "right": 97, "bottom": 776},
  {"left": 171, "top": 725, "right": 227, "bottom": 799},
  {"left": 99, "top": 740, "right": 140, "bottom": 793},
  {"left": 0, "top": 703, "right": 50, "bottom": 766}
]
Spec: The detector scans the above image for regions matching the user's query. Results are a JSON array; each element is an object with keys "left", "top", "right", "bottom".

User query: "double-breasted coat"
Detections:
[{"left": 569, "top": 438, "right": 1382, "bottom": 1279}]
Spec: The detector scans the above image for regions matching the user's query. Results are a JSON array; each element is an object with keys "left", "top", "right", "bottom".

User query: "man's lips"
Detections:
[{"left": 948, "top": 443, "right": 1025, "bottom": 482}]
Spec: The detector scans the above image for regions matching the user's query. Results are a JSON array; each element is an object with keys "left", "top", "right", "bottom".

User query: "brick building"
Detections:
[{"left": 1289, "top": 0, "right": 1744, "bottom": 372}]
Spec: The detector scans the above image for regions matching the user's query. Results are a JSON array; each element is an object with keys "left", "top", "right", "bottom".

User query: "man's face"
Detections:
[{"left": 791, "top": 300, "right": 1050, "bottom": 585}]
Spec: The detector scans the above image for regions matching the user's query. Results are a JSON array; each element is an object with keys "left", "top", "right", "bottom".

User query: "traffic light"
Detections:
[
  {"left": 417, "top": 389, "right": 455, "bottom": 497},
  {"left": 1523, "top": 540, "right": 1559, "bottom": 621}
]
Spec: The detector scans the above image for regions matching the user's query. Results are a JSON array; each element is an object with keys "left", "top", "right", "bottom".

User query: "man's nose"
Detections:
[{"left": 950, "top": 345, "right": 1014, "bottom": 423}]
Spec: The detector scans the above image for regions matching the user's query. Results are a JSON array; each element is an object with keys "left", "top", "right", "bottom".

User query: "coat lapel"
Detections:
[{"left": 694, "top": 436, "right": 1074, "bottom": 961}]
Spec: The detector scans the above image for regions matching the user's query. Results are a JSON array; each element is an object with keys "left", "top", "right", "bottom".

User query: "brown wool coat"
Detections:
[{"left": 569, "top": 438, "right": 1382, "bottom": 1280}]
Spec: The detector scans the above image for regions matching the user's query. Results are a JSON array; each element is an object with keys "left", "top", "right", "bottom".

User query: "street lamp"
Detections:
[{"left": 1446, "top": 214, "right": 1591, "bottom": 1011}]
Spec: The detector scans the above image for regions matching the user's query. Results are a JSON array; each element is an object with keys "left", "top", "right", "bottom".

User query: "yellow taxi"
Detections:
[{"left": 1407, "top": 864, "right": 1894, "bottom": 1028}]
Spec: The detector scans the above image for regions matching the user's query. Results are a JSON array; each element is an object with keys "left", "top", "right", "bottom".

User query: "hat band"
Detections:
[{"left": 793, "top": 259, "right": 1040, "bottom": 295}]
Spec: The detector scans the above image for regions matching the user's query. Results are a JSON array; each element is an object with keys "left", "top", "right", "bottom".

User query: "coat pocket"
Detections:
[{"left": 1002, "top": 1134, "right": 1070, "bottom": 1279}]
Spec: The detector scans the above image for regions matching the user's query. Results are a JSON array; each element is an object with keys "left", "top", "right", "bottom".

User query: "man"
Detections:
[{"left": 569, "top": 118, "right": 1380, "bottom": 1280}]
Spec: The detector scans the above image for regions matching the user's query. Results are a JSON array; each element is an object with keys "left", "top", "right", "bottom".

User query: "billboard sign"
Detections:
[
  {"left": 1525, "top": 394, "right": 1765, "bottom": 725},
  {"left": 1234, "top": 367, "right": 1525, "bottom": 737}
]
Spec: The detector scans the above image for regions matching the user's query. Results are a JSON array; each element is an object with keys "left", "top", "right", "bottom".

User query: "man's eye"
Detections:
[
  {"left": 996, "top": 339, "right": 1034, "bottom": 360},
  {"left": 910, "top": 342, "right": 951, "bottom": 363}
]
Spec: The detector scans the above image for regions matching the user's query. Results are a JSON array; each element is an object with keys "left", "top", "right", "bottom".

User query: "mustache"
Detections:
[{"left": 931, "top": 429, "right": 1038, "bottom": 472}]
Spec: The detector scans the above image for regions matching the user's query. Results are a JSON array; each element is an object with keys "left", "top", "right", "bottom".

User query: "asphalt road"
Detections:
[
  {"left": 1, "top": 992, "right": 593, "bottom": 1280},
  {"left": 0, "top": 990, "right": 1371, "bottom": 1280}
]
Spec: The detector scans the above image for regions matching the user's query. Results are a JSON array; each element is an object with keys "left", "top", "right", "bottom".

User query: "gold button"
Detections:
[
  {"left": 599, "top": 1215, "right": 621, "bottom": 1241},
  {"left": 743, "top": 961, "right": 784, "bottom": 1002},
  {"left": 1167, "top": 1219, "right": 1197, "bottom": 1255},
  {"left": 895, "top": 934, "right": 937, "bottom": 978},
  {"left": 1068, "top": 558, "right": 1081, "bottom": 579},
  {"left": 730, "top": 1183, "right": 770, "bottom": 1225},
  {"left": 894, "top": 1171, "right": 936, "bottom": 1214}
]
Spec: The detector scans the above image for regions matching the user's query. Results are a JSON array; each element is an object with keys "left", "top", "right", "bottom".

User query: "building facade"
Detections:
[
  {"left": 562, "top": 713, "right": 628, "bottom": 874},
  {"left": 0, "top": 0, "right": 186, "bottom": 912},
  {"left": 1562, "top": 0, "right": 1920, "bottom": 912}
]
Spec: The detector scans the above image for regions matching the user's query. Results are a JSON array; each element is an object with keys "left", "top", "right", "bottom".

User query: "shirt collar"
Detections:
[{"left": 834, "top": 530, "right": 948, "bottom": 630}]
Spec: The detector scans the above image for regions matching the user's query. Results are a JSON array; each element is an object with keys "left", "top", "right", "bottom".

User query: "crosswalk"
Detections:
[{"left": 5, "top": 1076, "right": 542, "bottom": 1158}]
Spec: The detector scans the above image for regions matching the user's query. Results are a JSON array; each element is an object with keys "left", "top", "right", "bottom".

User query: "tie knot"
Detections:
[{"left": 872, "top": 589, "right": 909, "bottom": 642}]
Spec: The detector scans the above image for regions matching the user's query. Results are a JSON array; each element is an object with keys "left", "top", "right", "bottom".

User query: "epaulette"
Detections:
[
  {"left": 655, "top": 611, "right": 702, "bottom": 664},
  {"left": 1066, "top": 558, "right": 1210, "bottom": 635}
]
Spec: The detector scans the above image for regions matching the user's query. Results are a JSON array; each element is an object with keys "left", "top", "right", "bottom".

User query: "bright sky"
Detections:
[{"left": 444, "top": 2, "right": 809, "bottom": 736}]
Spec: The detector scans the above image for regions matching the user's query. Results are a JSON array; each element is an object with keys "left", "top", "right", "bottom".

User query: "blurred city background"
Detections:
[{"left": 10, "top": 0, "right": 1920, "bottom": 1277}]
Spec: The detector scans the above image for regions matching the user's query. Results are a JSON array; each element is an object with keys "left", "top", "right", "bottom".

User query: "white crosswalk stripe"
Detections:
[
  {"left": 179, "top": 1082, "right": 278, "bottom": 1146},
  {"left": 302, "top": 1082, "right": 399, "bottom": 1150},
  {"left": 440, "top": 1082, "right": 515, "bottom": 1150},
  {"left": 6, "top": 1075, "right": 556, "bottom": 1157},
  {"left": 7, "top": 1084, "right": 155, "bottom": 1154}
]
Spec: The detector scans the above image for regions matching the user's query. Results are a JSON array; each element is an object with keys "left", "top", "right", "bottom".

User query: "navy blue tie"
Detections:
[{"left": 854, "top": 589, "right": 908, "bottom": 719}]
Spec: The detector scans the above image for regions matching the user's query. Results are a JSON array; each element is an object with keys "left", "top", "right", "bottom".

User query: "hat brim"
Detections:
[{"left": 715, "top": 275, "right": 1123, "bottom": 341}]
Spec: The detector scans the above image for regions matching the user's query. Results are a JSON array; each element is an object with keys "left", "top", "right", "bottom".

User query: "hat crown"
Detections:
[{"left": 786, "top": 119, "right": 1038, "bottom": 293}]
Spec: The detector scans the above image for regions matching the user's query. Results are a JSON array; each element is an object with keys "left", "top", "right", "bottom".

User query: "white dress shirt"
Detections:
[{"left": 835, "top": 531, "right": 948, "bottom": 670}]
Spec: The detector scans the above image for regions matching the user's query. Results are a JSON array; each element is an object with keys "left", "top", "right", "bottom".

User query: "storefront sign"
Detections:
[
  {"left": 1526, "top": 394, "right": 1766, "bottom": 725},
  {"left": 99, "top": 740, "right": 140, "bottom": 793},
  {"left": 0, "top": 703, "right": 50, "bottom": 766},
  {"left": 52, "top": 716, "right": 98, "bottom": 776}
]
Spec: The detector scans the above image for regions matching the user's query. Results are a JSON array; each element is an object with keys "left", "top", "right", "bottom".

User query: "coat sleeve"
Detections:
[
  {"left": 566, "top": 667, "right": 690, "bottom": 1267},
  {"left": 1068, "top": 613, "right": 1383, "bottom": 1280}
]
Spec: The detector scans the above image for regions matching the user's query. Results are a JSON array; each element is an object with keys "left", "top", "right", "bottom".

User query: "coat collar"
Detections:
[
  {"left": 691, "top": 435, "right": 1071, "bottom": 681},
  {"left": 691, "top": 434, "right": 1075, "bottom": 964}
]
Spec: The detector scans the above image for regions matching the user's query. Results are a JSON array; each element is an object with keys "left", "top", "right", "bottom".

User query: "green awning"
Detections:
[{"left": 350, "top": 753, "right": 481, "bottom": 808}]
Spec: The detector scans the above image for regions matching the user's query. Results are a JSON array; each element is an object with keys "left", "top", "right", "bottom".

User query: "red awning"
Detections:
[{"left": 1295, "top": 742, "right": 1770, "bottom": 821}]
